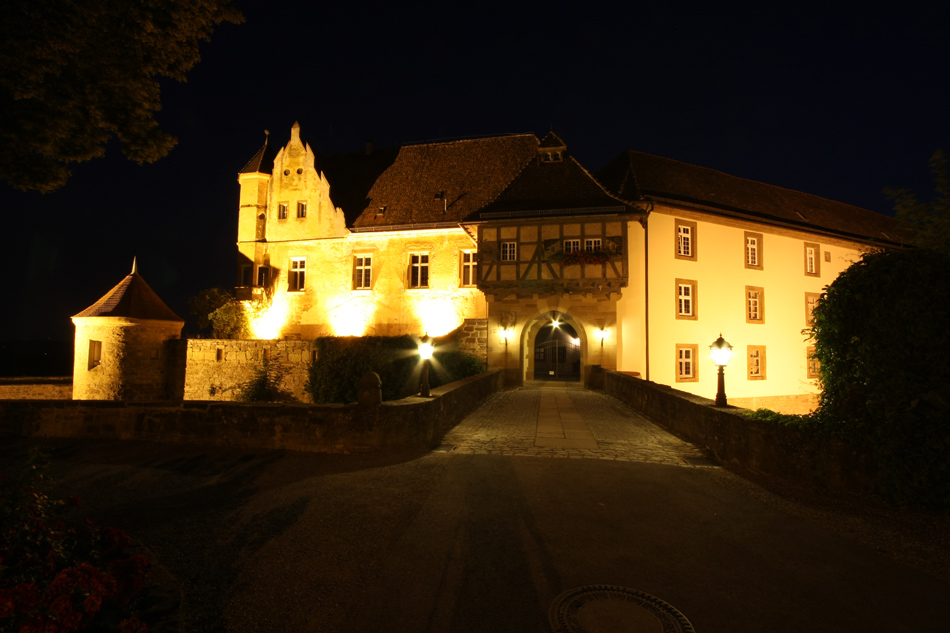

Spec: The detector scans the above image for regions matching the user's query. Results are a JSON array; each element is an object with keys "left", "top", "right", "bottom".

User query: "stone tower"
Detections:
[{"left": 71, "top": 260, "right": 184, "bottom": 401}]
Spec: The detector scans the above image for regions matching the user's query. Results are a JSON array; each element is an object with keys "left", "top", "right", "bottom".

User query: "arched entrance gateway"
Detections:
[{"left": 524, "top": 312, "right": 586, "bottom": 382}]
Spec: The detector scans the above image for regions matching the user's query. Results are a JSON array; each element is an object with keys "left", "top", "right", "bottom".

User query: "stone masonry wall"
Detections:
[
  {"left": 458, "top": 319, "right": 488, "bottom": 364},
  {"left": 183, "top": 339, "right": 317, "bottom": 402},
  {"left": 604, "top": 370, "right": 875, "bottom": 495},
  {"left": 2, "top": 370, "right": 505, "bottom": 454},
  {"left": 0, "top": 378, "right": 73, "bottom": 400}
]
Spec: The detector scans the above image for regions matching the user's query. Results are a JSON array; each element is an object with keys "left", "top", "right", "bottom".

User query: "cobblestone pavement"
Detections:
[{"left": 441, "top": 381, "right": 713, "bottom": 466}]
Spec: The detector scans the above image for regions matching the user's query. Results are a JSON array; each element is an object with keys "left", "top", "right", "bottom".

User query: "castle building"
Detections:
[{"left": 235, "top": 123, "right": 902, "bottom": 412}]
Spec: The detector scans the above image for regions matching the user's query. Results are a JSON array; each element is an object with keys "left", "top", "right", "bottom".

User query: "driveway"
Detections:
[{"left": 6, "top": 382, "right": 947, "bottom": 632}]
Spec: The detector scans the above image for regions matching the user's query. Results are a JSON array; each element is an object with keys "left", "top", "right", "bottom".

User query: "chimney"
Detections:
[{"left": 365, "top": 139, "right": 374, "bottom": 156}]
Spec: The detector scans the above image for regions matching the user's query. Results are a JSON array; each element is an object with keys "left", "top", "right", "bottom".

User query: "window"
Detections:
[
  {"left": 355, "top": 255, "right": 372, "bottom": 290},
  {"left": 240, "top": 265, "right": 252, "bottom": 287},
  {"left": 675, "top": 344, "right": 699, "bottom": 382},
  {"left": 744, "top": 231, "right": 763, "bottom": 270},
  {"left": 297, "top": 201, "right": 307, "bottom": 218},
  {"left": 216, "top": 348, "right": 223, "bottom": 362},
  {"left": 257, "top": 266, "right": 269, "bottom": 287},
  {"left": 805, "top": 292, "right": 821, "bottom": 326},
  {"left": 278, "top": 203, "right": 288, "bottom": 219},
  {"left": 409, "top": 253, "right": 429, "bottom": 288},
  {"left": 585, "top": 238, "right": 602, "bottom": 252},
  {"left": 675, "top": 219, "right": 697, "bottom": 261},
  {"left": 289, "top": 257, "right": 306, "bottom": 291},
  {"left": 460, "top": 251, "right": 476, "bottom": 287},
  {"left": 747, "top": 345, "right": 766, "bottom": 380},
  {"left": 806, "top": 346, "right": 820, "bottom": 379},
  {"left": 87, "top": 340, "right": 102, "bottom": 370},
  {"left": 563, "top": 239, "right": 580, "bottom": 253},
  {"left": 501, "top": 241, "right": 517, "bottom": 261},
  {"left": 804, "top": 242, "right": 820, "bottom": 276},
  {"left": 675, "top": 279, "right": 698, "bottom": 320},
  {"left": 746, "top": 286, "right": 765, "bottom": 323}
]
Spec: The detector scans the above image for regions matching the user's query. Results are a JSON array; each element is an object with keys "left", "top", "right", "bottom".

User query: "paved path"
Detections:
[{"left": 443, "top": 381, "right": 711, "bottom": 466}]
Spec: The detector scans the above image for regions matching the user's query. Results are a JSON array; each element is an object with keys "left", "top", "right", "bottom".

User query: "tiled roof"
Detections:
[
  {"left": 597, "top": 150, "right": 906, "bottom": 244},
  {"left": 239, "top": 132, "right": 277, "bottom": 174},
  {"left": 75, "top": 272, "right": 183, "bottom": 321},
  {"left": 323, "top": 135, "right": 540, "bottom": 228},
  {"left": 471, "top": 147, "right": 644, "bottom": 220},
  {"left": 539, "top": 131, "right": 567, "bottom": 148}
]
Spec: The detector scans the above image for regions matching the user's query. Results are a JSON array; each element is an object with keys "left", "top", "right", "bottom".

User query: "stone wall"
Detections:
[
  {"left": 458, "top": 319, "right": 488, "bottom": 363},
  {"left": 604, "top": 370, "right": 875, "bottom": 495},
  {"left": 0, "top": 377, "right": 73, "bottom": 400},
  {"left": 1, "top": 370, "right": 505, "bottom": 454},
  {"left": 182, "top": 339, "right": 316, "bottom": 403}
]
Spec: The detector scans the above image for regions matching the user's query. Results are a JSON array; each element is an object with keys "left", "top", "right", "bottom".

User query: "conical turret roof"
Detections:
[{"left": 74, "top": 260, "right": 183, "bottom": 321}]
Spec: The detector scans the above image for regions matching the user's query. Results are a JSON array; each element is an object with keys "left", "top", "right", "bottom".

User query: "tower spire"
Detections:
[{"left": 131, "top": 257, "right": 138, "bottom": 275}]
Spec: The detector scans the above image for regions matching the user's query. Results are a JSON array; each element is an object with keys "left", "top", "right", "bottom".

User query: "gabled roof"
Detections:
[
  {"left": 471, "top": 143, "right": 644, "bottom": 220},
  {"left": 596, "top": 150, "right": 905, "bottom": 244},
  {"left": 333, "top": 134, "right": 540, "bottom": 228},
  {"left": 74, "top": 264, "right": 182, "bottom": 321}
]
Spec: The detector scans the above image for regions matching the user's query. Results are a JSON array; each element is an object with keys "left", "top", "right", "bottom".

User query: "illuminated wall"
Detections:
[{"left": 617, "top": 205, "right": 866, "bottom": 409}]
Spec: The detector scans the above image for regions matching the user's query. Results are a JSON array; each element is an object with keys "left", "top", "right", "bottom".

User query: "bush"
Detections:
[
  {"left": 0, "top": 448, "right": 150, "bottom": 632},
  {"left": 306, "top": 328, "right": 486, "bottom": 404},
  {"left": 809, "top": 248, "right": 950, "bottom": 507}
]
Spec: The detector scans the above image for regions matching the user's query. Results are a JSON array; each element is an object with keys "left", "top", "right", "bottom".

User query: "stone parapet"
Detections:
[
  {"left": 1, "top": 370, "right": 504, "bottom": 454},
  {"left": 458, "top": 319, "right": 488, "bottom": 363},
  {"left": 604, "top": 370, "right": 875, "bottom": 495},
  {"left": 0, "top": 377, "right": 73, "bottom": 400}
]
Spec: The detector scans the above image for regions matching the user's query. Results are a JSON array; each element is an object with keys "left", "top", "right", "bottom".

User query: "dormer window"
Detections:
[
  {"left": 376, "top": 206, "right": 386, "bottom": 216},
  {"left": 540, "top": 150, "right": 563, "bottom": 163}
]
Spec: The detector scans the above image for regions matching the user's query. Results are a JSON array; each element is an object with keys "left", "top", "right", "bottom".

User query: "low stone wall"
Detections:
[
  {"left": 0, "top": 377, "right": 73, "bottom": 400},
  {"left": 0, "top": 370, "right": 504, "bottom": 454},
  {"left": 604, "top": 370, "right": 875, "bottom": 494},
  {"left": 182, "top": 339, "right": 316, "bottom": 403},
  {"left": 729, "top": 393, "right": 818, "bottom": 415}
]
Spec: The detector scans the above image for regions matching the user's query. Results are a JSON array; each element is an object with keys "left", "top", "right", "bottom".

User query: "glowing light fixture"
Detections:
[
  {"left": 571, "top": 337, "right": 581, "bottom": 346},
  {"left": 418, "top": 334, "right": 434, "bottom": 397},
  {"left": 709, "top": 334, "right": 733, "bottom": 407}
]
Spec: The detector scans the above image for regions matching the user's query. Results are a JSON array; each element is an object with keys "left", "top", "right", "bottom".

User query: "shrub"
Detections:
[
  {"left": 0, "top": 448, "right": 150, "bottom": 632},
  {"left": 808, "top": 248, "right": 950, "bottom": 507},
  {"left": 306, "top": 328, "right": 486, "bottom": 404}
]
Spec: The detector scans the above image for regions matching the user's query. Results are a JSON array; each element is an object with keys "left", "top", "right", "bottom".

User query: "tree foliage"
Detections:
[
  {"left": 808, "top": 248, "right": 950, "bottom": 507},
  {"left": 0, "top": 0, "right": 242, "bottom": 193},
  {"left": 884, "top": 149, "right": 950, "bottom": 255}
]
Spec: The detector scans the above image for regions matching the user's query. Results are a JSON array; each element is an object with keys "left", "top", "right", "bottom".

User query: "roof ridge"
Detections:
[
  {"left": 567, "top": 153, "right": 646, "bottom": 211},
  {"left": 626, "top": 149, "right": 876, "bottom": 213},
  {"left": 400, "top": 132, "right": 537, "bottom": 149}
]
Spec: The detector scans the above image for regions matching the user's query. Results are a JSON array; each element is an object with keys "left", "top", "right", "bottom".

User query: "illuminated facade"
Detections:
[{"left": 236, "top": 124, "right": 902, "bottom": 411}]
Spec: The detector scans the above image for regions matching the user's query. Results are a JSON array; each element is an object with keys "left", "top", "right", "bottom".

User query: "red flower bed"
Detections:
[
  {"left": 0, "top": 449, "right": 150, "bottom": 632},
  {"left": 559, "top": 249, "right": 611, "bottom": 266}
]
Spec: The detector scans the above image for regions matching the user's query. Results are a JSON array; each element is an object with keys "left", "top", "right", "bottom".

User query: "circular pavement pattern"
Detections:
[{"left": 549, "top": 585, "right": 696, "bottom": 633}]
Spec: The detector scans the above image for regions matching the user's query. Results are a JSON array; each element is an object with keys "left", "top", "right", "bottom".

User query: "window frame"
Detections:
[
  {"left": 296, "top": 201, "right": 308, "bottom": 219},
  {"left": 257, "top": 266, "right": 269, "bottom": 287},
  {"left": 289, "top": 257, "right": 306, "bottom": 292},
  {"left": 354, "top": 254, "right": 372, "bottom": 290},
  {"left": 747, "top": 345, "right": 767, "bottom": 380},
  {"left": 744, "top": 231, "right": 763, "bottom": 270},
  {"left": 584, "top": 238, "right": 602, "bottom": 252},
  {"left": 278, "top": 202, "right": 289, "bottom": 220},
  {"left": 805, "top": 292, "right": 821, "bottom": 326},
  {"left": 409, "top": 252, "right": 429, "bottom": 289},
  {"left": 87, "top": 339, "right": 102, "bottom": 371},
  {"left": 675, "top": 278, "right": 698, "bottom": 320},
  {"left": 563, "top": 239, "right": 580, "bottom": 253},
  {"left": 675, "top": 344, "right": 699, "bottom": 383},
  {"left": 675, "top": 219, "right": 697, "bottom": 261},
  {"left": 500, "top": 241, "right": 517, "bottom": 262},
  {"left": 460, "top": 250, "right": 477, "bottom": 287},
  {"left": 746, "top": 285, "right": 765, "bottom": 324},
  {"left": 804, "top": 242, "right": 821, "bottom": 276},
  {"left": 806, "top": 346, "right": 820, "bottom": 379}
]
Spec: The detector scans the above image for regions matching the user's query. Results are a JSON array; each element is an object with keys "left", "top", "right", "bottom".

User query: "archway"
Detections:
[{"left": 530, "top": 316, "right": 582, "bottom": 381}]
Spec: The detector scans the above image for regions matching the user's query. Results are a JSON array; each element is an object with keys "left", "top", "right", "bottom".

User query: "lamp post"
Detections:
[
  {"left": 419, "top": 334, "right": 434, "bottom": 397},
  {"left": 709, "top": 334, "right": 733, "bottom": 407}
]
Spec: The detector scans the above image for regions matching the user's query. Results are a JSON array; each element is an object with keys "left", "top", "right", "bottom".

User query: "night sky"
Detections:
[{"left": 3, "top": 3, "right": 948, "bottom": 344}]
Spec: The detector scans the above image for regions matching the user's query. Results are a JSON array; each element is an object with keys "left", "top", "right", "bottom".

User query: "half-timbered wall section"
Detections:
[{"left": 476, "top": 217, "right": 629, "bottom": 298}]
